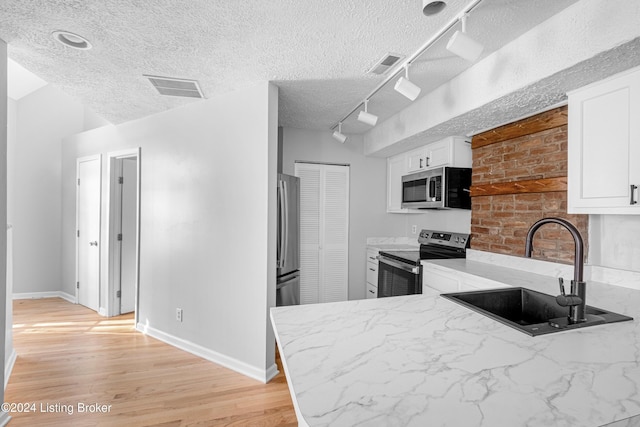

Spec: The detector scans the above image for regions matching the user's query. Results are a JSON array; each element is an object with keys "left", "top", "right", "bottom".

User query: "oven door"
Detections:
[{"left": 377, "top": 256, "right": 422, "bottom": 297}]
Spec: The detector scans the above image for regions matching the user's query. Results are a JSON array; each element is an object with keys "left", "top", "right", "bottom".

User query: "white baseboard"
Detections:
[
  {"left": 4, "top": 349, "right": 16, "bottom": 390},
  {"left": 136, "top": 322, "right": 278, "bottom": 383},
  {"left": 13, "top": 291, "right": 76, "bottom": 303}
]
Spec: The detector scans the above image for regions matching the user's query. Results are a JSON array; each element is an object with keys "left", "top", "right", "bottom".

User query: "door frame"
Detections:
[
  {"left": 106, "top": 148, "right": 141, "bottom": 320},
  {"left": 75, "top": 154, "right": 102, "bottom": 309}
]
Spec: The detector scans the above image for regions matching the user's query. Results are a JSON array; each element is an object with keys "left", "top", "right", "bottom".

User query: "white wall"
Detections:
[
  {"left": 62, "top": 82, "right": 278, "bottom": 381},
  {"left": 7, "top": 85, "right": 108, "bottom": 296},
  {"left": 1, "top": 39, "right": 9, "bottom": 419},
  {"left": 281, "top": 128, "right": 406, "bottom": 299},
  {"left": 8, "top": 86, "right": 85, "bottom": 294}
]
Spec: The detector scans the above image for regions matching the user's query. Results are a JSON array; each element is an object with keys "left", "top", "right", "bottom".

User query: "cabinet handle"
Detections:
[
  {"left": 419, "top": 158, "right": 423, "bottom": 169},
  {"left": 368, "top": 289, "right": 375, "bottom": 294},
  {"left": 368, "top": 257, "right": 376, "bottom": 260},
  {"left": 426, "top": 156, "right": 430, "bottom": 167},
  {"left": 632, "top": 184, "right": 638, "bottom": 205},
  {"left": 369, "top": 268, "right": 376, "bottom": 271}
]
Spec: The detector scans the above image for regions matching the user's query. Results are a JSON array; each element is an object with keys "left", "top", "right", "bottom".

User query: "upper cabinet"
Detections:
[
  {"left": 568, "top": 67, "right": 640, "bottom": 214},
  {"left": 386, "top": 136, "right": 472, "bottom": 213},
  {"left": 387, "top": 153, "right": 413, "bottom": 213},
  {"left": 405, "top": 137, "right": 471, "bottom": 173}
]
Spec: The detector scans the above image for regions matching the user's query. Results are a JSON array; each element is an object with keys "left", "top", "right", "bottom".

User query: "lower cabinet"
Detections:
[
  {"left": 422, "top": 263, "right": 508, "bottom": 293},
  {"left": 366, "top": 248, "right": 379, "bottom": 298}
]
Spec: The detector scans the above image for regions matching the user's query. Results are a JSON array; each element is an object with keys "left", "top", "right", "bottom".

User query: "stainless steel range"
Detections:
[{"left": 377, "top": 229, "right": 469, "bottom": 298}]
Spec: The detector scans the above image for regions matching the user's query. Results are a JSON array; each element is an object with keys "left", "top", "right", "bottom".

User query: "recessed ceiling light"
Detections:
[
  {"left": 423, "top": 1, "right": 447, "bottom": 16},
  {"left": 52, "top": 30, "right": 92, "bottom": 50}
]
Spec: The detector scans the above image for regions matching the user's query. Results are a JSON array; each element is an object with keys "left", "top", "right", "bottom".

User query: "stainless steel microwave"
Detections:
[{"left": 401, "top": 166, "right": 472, "bottom": 209}]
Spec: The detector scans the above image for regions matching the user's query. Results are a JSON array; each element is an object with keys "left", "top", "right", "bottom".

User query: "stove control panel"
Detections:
[{"left": 418, "top": 229, "right": 469, "bottom": 249}]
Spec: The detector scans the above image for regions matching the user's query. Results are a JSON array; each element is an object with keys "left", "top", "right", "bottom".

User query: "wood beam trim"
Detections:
[
  {"left": 470, "top": 177, "right": 567, "bottom": 197},
  {"left": 472, "top": 106, "right": 568, "bottom": 149}
]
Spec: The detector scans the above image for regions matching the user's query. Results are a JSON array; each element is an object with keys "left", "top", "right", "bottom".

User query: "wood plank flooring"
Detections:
[{"left": 5, "top": 298, "right": 297, "bottom": 426}]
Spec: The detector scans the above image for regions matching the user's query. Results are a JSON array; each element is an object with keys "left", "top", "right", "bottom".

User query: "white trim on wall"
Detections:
[
  {"left": 106, "top": 148, "right": 141, "bottom": 320},
  {"left": 13, "top": 292, "right": 76, "bottom": 303},
  {"left": 135, "top": 322, "right": 278, "bottom": 384}
]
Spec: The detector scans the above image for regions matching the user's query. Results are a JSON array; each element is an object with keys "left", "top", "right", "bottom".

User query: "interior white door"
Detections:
[
  {"left": 77, "top": 156, "right": 101, "bottom": 312},
  {"left": 295, "top": 163, "right": 349, "bottom": 304},
  {"left": 119, "top": 157, "right": 137, "bottom": 314}
]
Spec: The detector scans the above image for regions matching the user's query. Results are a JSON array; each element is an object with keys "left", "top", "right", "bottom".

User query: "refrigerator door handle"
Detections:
[
  {"left": 277, "top": 271, "right": 300, "bottom": 289},
  {"left": 282, "top": 179, "right": 289, "bottom": 270},
  {"left": 277, "top": 180, "right": 285, "bottom": 268}
]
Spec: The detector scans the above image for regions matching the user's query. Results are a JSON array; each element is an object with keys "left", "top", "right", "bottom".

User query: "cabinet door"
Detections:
[
  {"left": 387, "top": 154, "right": 408, "bottom": 212},
  {"left": 366, "top": 283, "right": 378, "bottom": 299},
  {"left": 426, "top": 139, "right": 452, "bottom": 168},
  {"left": 568, "top": 68, "right": 640, "bottom": 213},
  {"left": 366, "top": 262, "right": 378, "bottom": 285},
  {"left": 406, "top": 147, "right": 428, "bottom": 172}
]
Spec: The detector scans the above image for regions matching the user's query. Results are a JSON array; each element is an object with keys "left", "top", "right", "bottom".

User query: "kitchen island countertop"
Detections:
[{"left": 270, "top": 260, "right": 640, "bottom": 427}]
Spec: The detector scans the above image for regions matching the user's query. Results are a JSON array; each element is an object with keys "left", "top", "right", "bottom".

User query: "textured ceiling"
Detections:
[{"left": 0, "top": 0, "right": 579, "bottom": 132}]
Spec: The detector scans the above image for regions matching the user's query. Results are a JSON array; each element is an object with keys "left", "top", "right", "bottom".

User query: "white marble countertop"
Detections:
[
  {"left": 367, "top": 243, "right": 418, "bottom": 251},
  {"left": 366, "top": 237, "right": 419, "bottom": 252},
  {"left": 271, "top": 259, "right": 640, "bottom": 427}
]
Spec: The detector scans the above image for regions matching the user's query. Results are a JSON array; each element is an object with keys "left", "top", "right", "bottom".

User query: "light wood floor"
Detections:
[{"left": 5, "top": 298, "right": 297, "bottom": 426}]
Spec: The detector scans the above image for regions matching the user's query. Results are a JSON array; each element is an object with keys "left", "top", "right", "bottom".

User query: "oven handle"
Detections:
[{"left": 377, "top": 256, "right": 421, "bottom": 274}]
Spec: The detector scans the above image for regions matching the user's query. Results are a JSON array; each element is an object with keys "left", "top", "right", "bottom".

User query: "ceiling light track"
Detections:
[{"left": 331, "top": 0, "right": 484, "bottom": 137}]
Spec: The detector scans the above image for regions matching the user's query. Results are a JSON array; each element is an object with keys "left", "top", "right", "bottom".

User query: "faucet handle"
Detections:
[{"left": 558, "top": 277, "right": 566, "bottom": 296}]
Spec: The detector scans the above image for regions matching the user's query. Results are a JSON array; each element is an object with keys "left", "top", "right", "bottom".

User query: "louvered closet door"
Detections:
[{"left": 295, "top": 163, "right": 349, "bottom": 304}]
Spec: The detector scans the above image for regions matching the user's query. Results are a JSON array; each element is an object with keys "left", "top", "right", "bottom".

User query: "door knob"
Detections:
[{"left": 89, "top": 241, "right": 98, "bottom": 246}]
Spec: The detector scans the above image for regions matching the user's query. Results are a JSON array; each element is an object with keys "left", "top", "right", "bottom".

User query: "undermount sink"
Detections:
[{"left": 441, "top": 287, "right": 633, "bottom": 336}]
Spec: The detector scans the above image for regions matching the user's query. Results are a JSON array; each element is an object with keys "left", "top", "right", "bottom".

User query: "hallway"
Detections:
[{"left": 4, "top": 298, "right": 296, "bottom": 426}]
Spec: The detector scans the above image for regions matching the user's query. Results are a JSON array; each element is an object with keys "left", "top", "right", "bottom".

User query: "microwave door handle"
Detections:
[{"left": 429, "top": 177, "right": 436, "bottom": 199}]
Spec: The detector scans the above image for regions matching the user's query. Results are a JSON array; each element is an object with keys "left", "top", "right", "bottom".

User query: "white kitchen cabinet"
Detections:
[
  {"left": 568, "top": 66, "right": 640, "bottom": 214},
  {"left": 386, "top": 136, "right": 471, "bottom": 213},
  {"left": 427, "top": 137, "right": 471, "bottom": 168},
  {"left": 422, "top": 262, "right": 508, "bottom": 293},
  {"left": 405, "top": 136, "right": 472, "bottom": 174},
  {"left": 406, "top": 146, "right": 429, "bottom": 173},
  {"left": 386, "top": 154, "right": 414, "bottom": 213},
  {"left": 366, "top": 248, "right": 379, "bottom": 299}
]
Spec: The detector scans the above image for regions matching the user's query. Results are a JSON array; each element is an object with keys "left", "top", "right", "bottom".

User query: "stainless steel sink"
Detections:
[{"left": 441, "top": 287, "right": 633, "bottom": 336}]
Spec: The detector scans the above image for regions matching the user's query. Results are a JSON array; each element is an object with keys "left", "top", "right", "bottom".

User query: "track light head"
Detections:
[
  {"left": 357, "top": 100, "right": 378, "bottom": 126},
  {"left": 446, "top": 30, "right": 483, "bottom": 61},
  {"left": 332, "top": 122, "right": 347, "bottom": 143},
  {"left": 357, "top": 110, "right": 378, "bottom": 126},
  {"left": 446, "top": 15, "right": 483, "bottom": 62},
  {"left": 394, "top": 66, "right": 422, "bottom": 101}
]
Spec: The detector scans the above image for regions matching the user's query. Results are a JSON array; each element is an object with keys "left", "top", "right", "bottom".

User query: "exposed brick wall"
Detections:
[{"left": 470, "top": 107, "right": 589, "bottom": 265}]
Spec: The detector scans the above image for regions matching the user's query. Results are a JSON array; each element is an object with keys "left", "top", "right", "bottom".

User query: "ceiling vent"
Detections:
[
  {"left": 367, "top": 53, "right": 405, "bottom": 75},
  {"left": 144, "top": 75, "right": 205, "bottom": 98}
]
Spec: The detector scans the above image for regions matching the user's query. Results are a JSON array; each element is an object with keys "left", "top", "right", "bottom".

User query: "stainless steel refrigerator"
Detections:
[{"left": 276, "top": 174, "right": 300, "bottom": 306}]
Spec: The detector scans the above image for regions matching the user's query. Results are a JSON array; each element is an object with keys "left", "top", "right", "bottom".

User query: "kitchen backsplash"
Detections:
[{"left": 469, "top": 106, "right": 589, "bottom": 265}]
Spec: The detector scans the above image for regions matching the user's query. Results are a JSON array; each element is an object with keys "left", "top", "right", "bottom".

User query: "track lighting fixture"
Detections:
[
  {"left": 357, "top": 100, "right": 378, "bottom": 126},
  {"left": 394, "top": 64, "right": 422, "bottom": 101},
  {"left": 446, "top": 14, "right": 484, "bottom": 62},
  {"left": 332, "top": 122, "right": 347, "bottom": 143},
  {"left": 330, "top": 0, "right": 484, "bottom": 140}
]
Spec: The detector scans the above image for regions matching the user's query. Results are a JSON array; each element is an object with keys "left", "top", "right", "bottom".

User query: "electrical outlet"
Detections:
[
  {"left": 176, "top": 308, "right": 183, "bottom": 322},
  {"left": 411, "top": 225, "right": 417, "bottom": 234}
]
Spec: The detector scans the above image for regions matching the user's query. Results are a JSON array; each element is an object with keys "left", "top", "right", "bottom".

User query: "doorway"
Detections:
[
  {"left": 76, "top": 155, "right": 101, "bottom": 312},
  {"left": 107, "top": 149, "right": 140, "bottom": 317}
]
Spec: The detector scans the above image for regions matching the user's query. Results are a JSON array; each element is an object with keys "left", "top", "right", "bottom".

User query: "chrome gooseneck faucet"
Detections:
[{"left": 524, "top": 217, "right": 586, "bottom": 324}]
